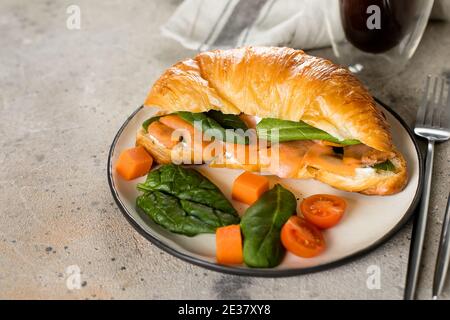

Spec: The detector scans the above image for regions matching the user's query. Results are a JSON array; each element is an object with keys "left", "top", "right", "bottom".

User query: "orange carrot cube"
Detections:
[
  {"left": 116, "top": 146, "right": 153, "bottom": 180},
  {"left": 232, "top": 171, "right": 270, "bottom": 205},
  {"left": 216, "top": 225, "right": 243, "bottom": 265}
]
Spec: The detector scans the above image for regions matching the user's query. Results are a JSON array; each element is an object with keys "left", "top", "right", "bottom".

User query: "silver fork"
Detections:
[{"left": 404, "top": 75, "right": 450, "bottom": 300}]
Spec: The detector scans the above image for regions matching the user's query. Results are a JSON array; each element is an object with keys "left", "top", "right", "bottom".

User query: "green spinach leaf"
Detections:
[
  {"left": 206, "top": 110, "right": 248, "bottom": 131},
  {"left": 240, "top": 184, "right": 297, "bottom": 268},
  {"left": 136, "top": 164, "right": 239, "bottom": 236},
  {"left": 177, "top": 111, "right": 249, "bottom": 145},
  {"left": 136, "top": 192, "right": 218, "bottom": 236},
  {"left": 372, "top": 159, "right": 395, "bottom": 172},
  {"left": 138, "top": 164, "right": 237, "bottom": 214},
  {"left": 256, "top": 118, "right": 360, "bottom": 145},
  {"left": 180, "top": 199, "right": 239, "bottom": 227}
]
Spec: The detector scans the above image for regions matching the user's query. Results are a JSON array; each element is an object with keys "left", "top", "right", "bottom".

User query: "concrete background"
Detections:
[{"left": 0, "top": 0, "right": 449, "bottom": 299}]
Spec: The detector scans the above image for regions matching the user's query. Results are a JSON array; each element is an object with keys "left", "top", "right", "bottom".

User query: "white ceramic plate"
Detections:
[{"left": 107, "top": 100, "right": 422, "bottom": 276}]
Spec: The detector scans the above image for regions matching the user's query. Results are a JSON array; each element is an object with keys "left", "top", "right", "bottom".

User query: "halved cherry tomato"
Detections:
[
  {"left": 281, "top": 216, "right": 326, "bottom": 258},
  {"left": 300, "top": 194, "right": 346, "bottom": 229}
]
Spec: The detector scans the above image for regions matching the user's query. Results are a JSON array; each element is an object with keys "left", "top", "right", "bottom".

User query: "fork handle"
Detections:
[
  {"left": 404, "top": 140, "right": 435, "bottom": 300},
  {"left": 432, "top": 192, "right": 450, "bottom": 299}
]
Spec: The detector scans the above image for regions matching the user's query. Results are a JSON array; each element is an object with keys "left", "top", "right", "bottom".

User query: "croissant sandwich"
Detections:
[{"left": 137, "top": 47, "right": 407, "bottom": 195}]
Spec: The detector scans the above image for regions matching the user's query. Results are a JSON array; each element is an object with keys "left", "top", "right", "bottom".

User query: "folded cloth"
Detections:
[{"left": 162, "top": 0, "right": 449, "bottom": 51}]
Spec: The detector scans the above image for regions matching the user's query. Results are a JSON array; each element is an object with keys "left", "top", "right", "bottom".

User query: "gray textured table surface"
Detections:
[{"left": 1, "top": 0, "right": 449, "bottom": 300}]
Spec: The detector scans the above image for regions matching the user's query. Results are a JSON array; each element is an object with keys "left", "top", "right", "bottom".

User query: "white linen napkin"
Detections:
[{"left": 162, "top": 0, "right": 449, "bottom": 51}]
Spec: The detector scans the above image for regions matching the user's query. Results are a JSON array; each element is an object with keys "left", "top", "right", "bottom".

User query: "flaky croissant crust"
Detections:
[{"left": 145, "top": 46, "right": 393, "bottom": 152}]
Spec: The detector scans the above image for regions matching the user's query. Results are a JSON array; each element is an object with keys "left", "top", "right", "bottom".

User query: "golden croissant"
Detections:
[{"left": 137, "top": 47, "right": 407, "bottom": 195}]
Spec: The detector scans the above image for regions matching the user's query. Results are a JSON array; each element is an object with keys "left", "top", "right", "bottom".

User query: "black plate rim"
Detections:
[{"left": 107, "top": 99, "right": 423, "bottom": 277}]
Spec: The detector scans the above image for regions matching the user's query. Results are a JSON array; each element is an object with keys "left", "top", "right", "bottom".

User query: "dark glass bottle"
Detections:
[{"left": 339, "top": 0, "right": 417, "bottom": 53}]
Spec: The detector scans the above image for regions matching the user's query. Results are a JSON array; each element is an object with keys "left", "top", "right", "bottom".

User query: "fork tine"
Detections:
[
  {"left": 416, "top": 75, "right": 431, "bottom": 126},
  {"left": 425, "top": 76, "right": 440, "bottom": 126},
  {"left": 443, "top": 76, "right": 450, "bottom": 129},
  {"left": 434, "top": 77, "right": 445, "bottom": 128}
]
